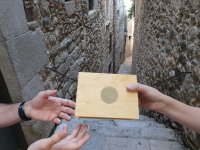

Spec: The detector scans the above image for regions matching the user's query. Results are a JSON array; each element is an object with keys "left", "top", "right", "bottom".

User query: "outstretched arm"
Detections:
[
  {"left": 0, "top": 90, "right": 76, "bottom": 128},
  {"left": 127, "top": 83, "right": 200, "bottom": 133},
  {"left": 0, "top": 103, "right": 21, "bottom": 128}
]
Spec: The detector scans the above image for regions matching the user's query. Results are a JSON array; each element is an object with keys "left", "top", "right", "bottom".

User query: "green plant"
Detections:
[{"left": 128, "top": 0, "right": 135, "bottom": 19}]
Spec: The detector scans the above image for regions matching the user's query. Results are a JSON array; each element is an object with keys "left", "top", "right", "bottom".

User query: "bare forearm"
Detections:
[
  {"left": 159, "top": 95, "right": 200, "bottom": 133},
  {"left": 0, "top": 103, "right": 21, "bottom": 128}
]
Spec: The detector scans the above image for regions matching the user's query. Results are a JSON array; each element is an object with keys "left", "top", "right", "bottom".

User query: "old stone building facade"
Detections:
[
  {"left": 0, "top": 0, "right": 126, "bottom": 144},
  {"left": 133, "top": 0, "right": 200, "bottom": 149}
]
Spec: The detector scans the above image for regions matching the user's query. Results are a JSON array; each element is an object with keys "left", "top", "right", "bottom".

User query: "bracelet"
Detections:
[{"left": 18, "top": 101, "right": 31, "bottom": 121}]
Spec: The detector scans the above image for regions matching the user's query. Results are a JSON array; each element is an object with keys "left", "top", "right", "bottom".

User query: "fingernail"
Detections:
[
  {"left": 127, "top": 84, "right": 132, "bottom": 89},
  {"left": 67, "top": 116, "right": 71, "bottom": 121}
]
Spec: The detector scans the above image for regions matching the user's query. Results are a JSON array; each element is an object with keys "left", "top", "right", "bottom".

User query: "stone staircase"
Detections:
[{"left": 56, "top": 115, "right": 187, "bottom": 150}]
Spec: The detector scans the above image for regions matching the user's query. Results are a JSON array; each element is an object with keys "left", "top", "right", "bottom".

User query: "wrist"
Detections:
[
  {"left": 157, "top": 94, "right": 176, "bottom": 114},
  {"left": 23, "top": 100, "right": 32, "bottom": 119}
]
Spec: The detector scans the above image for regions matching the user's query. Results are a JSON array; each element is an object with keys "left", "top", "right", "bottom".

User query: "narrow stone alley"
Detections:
[
  {"left": 118, "top": 56, "right": 132, "bottom": 74},
  {"left": 56, "top": 54, "right": 187, "bottom": 150}
]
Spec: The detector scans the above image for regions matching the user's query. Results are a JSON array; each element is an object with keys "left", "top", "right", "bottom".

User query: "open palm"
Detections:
[
  {"left": 28, "top": 124, "right": 90, "bottom": 150},
  {"left": 52, "top": 124, "right": 90, "bottom": 150},
  {"left": 25, "top": 90, "right": 76, "bottom": 124}
]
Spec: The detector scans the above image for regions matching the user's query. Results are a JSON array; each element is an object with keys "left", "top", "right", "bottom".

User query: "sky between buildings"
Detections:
[{"left": 124, "top": 0, "right": 132, "bottom": 13}]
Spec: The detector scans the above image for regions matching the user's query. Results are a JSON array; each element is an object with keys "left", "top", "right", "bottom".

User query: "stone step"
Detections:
[
  {"left": 57, "top": 120, "right": 176, "bottom": 141},
  {"left": 139, "top": 115, "right": 155, "bottom": 121},
  {"left": 59, "top": 117, "right": 166, "bottom": 129},
  {"left": 113, "top": 120, "right": 166, "bottom": 128},
  {"left": 82, "top": 137, "right": 186, "bottom": 150},
  {"left": 55, "top": 115, "right": 187, "bottom": 150},
  {"left": 88, "top": 125, "right": 177, "bottom": 141}
]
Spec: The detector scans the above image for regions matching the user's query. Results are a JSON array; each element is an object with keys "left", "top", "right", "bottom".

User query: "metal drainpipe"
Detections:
[{"left": 112, "top": 0, "right": 116, "bottom": 73}]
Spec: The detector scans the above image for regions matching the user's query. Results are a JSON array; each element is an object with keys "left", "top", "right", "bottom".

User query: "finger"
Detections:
[
  {"left": 127, "top": 83, "right": 147, "bottom": 92},
  {"left": 47, "top": 126, "right": 67, "bottom": 146},
  {"left": 76, "top": 125, "right": 88, "bottom": 139},
  {"left": 76, "top": 133, "right": 90, "bottom": 149},
  {"left": 48, "top": 96, "right": 63, "bottom": 102},
  {"left": 59, "top": 112, "right": 71, "bottom": 121},
  {"left": 39, "top": 90, "right": 57, "bottom": 98},
  {"left": 70, "top": 124, "right": 82, "bottom": 138},
  {"left": 62, "top": 99, "right": 76, "bottom": 108},
  {"left": 53, "top": 118, "right": 61, "bottom": 125},
  {"left": 62, "top": 107, "right": 75, "bottom": 115}
]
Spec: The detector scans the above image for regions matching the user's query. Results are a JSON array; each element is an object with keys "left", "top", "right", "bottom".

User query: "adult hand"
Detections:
[
  {"left": 127, "top": 83, "right": 168, "bottom": 111},
  {"left": 28, "top": 124, "right": 90, "bottom": 150},
  {"left": 25, "top": 90, "right": 76, "bottom": 124}
]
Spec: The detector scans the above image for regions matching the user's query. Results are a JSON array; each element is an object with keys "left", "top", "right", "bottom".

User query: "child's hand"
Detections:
[
  {"left": 52, "top": 124, "right": 90, "bottom": 150},
  {"left": 127, "top": 83, "right": 168, "bottom": 111},
  {"left": 28, "top": 124, "right": 90, "bottom": 150}
]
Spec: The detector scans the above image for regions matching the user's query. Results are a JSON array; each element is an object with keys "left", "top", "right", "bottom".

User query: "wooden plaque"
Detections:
[{"left": 75, "top": 72, "right": 139, "bottom": 120}]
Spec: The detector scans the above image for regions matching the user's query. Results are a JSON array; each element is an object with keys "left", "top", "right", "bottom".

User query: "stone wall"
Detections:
[
  {"left": 0, "top": 0, "right": 126, "bottom": 145},
  {"left": 133, "top": 0, "right": 200, "bottom": 149}
]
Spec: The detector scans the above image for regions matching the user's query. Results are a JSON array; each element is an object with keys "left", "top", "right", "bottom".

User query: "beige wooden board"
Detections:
[{"left": 75, "top": 72, "right": 139, "bottom": 120}]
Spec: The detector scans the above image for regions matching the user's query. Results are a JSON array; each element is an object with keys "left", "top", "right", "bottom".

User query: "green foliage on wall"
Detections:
[{"left": 128, "top": 0, "right": 135, "bottom": 19}]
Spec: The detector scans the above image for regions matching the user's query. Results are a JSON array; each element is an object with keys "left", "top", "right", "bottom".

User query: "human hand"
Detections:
[
  {"left": 28, "top": 124, "right": 90, "bottom": 150},
  {"left": 127, "top": 83, "right": 168, "bottom": 111},
  {"left": 24, "top": 90, "right": 76, "bottom": 124},
  {"left": 52, "top": 124, "right": 90, "bottom": 150}
]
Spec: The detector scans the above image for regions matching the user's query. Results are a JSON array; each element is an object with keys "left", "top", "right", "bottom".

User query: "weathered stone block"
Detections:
[
  {"left": 22, "top": 74, "right": 45, "bottom": 101},
  {"left": 64, "top": 1, "right": 76, "bottom": 17},
  {"left": 59, "top": 37, "right": 72, "bottom": 50},
  {"left": 57, "top": 61, "right": 71, "bottom": 75},
  {"left": 6, "top": 31, "right": 48, "bottom": 88},
  {"left": 149, "top": 140, "right": 185, "bottom": 150},
  {"left": 68, "top": 82, "right": 77, "bottom": 97},
  {"left": 68, "top": 47, "right": 82, "bottom": 63},
  {"left": 0, "top": 0, "right": 28, "bottom": 38},
  {"left": 105, "top": 138, "right": 150, "bottom": 150},
  {"left": 67, "top": 58, "right": 84, "bottom": 80}
]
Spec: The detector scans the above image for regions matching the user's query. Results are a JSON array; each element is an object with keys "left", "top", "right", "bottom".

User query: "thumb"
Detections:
[
  {"left": 40, "top": 90, "right": 57, "bottom": 99},
  {"left": 47, "top": 126, "right": 67, "bottom": 146},
  {"left": 127, "top": 83, "right": 146, "bottom": 92}
]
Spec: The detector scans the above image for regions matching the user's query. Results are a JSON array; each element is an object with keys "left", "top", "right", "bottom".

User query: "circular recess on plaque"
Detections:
[{"left": 101, "top": 86, "right": 118, "bottom": 104}]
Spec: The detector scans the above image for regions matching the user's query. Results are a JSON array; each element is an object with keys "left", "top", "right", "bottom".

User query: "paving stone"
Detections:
[
  {"left": 61, "top": 117, "right": 165, "bottom": 129},
  {"left": 82, "top": 136, "right": 106, "bottom": 150},
  {"left": 22, "top": 74, "right": 45, "bottom": 101},
  {"left": 57, "top": 118, "right": 176, "bottom": 141},
  {"left": 88, "top": 125, "right": 177, "bottom": 141},
  {"left": 118, "top": 64, "right": 132, "bottom": 74},
  {"left": 105, "top": 138, "right": 150, "bottom": 150},
  {"left": 139, "top": 115, "right": 155, "bottom": 121},
  {"left": 113, "top": 120, "right": 166, "bottom": 128},
  {"left": 6, "top": 31, "right": 48, "bottom": 88},
  {"left": 0, "top": 0, "right": 28, "bottom": 38},
  {"left": 149, "top": 140, "right": 186, "bottom": 150}
]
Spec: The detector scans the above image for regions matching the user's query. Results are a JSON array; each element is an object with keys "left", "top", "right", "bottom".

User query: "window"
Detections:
[{"left": 89, "top": 0, "right": 94, "bottom": 10}]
